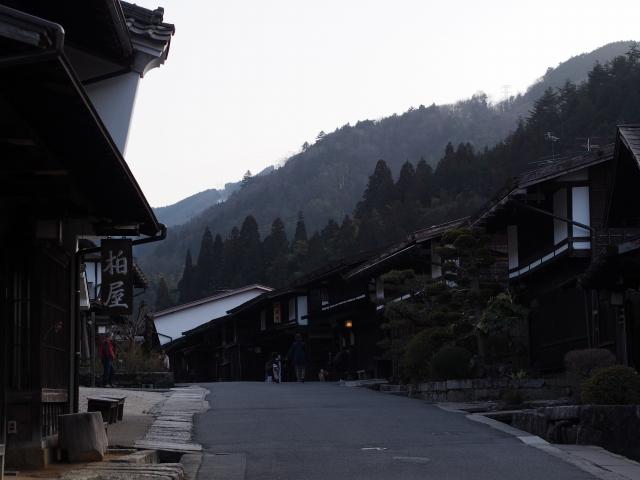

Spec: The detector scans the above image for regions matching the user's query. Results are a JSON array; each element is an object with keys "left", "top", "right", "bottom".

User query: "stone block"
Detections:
[
  {"left": 446, "top": 379, "right": 473, "bottom": 390},
  {"left": 493, "top": 378, "right": 509, "bottom": 388},
  {"left": 59, "top": 412, "right": 108, "bottom": 462},
  {"left": 472, "top": 379, "right": 492, "bottom": 389},
  {"left": 432, "top": 381, "right": 447, "bottom": 392},
  {"left": 544, "top": 406, "right": 581, "bottom": 421},
  {"left": 522, "top": 379, "right": 545, "bottom": 389}
]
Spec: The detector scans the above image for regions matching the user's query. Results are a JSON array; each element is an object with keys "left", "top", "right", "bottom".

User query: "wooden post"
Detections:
[{"left": 90, "top": 312, "right": 96, "bottom": 388}]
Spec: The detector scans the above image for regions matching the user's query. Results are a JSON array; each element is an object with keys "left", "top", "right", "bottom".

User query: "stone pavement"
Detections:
[
  {"left": 557, "top": 446, "right": 640, "bottom": 480},
  {"left": 135, "top": 386, "right": 210, "bottom": 453},
  {"left": 10, "top": 387, "right": 208, "bottom": 480},
  {"left": 80, "top": 387, "right": 167, "bottom": 448},
  {"left": 465, "top": 409, "right": 640, "bottom": 480}
]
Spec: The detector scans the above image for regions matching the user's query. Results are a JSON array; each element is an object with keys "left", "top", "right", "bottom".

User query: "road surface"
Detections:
[{"left": 194, "top": 382, "right": 596, "bottom": 480}]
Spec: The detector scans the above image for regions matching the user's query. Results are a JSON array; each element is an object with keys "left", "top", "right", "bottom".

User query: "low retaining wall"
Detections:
[
  {"left": 511, "top": 405, "right": 640, "bottom": 462},
  {"left": 80, "top": 372, "right": 174, "bottom": 389},
  {"left": 396, "top": 378, "right": 571, "bottom": 402}
]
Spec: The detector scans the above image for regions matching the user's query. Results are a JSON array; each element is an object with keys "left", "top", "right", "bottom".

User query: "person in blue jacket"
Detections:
[{"left": 287, "top": 333, "right": 307, "bottom": 382}]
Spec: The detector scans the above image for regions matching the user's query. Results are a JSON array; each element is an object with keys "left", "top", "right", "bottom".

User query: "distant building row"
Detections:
[{"left": 159, "top": 127, "right": 640, "bottom": 382}]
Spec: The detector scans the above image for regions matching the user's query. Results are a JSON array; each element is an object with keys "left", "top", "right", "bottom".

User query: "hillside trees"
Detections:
[{"left": 166, "top": 46, "right": 640, "bottom": 307}]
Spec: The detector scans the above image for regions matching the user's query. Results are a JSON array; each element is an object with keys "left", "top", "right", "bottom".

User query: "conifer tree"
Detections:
[
  {"left": 211, "top": 233, "right": 224, "bottom": 289},
  {"left": 221, "top": 227, "right": 240, "bottom": 288},
  {"left": 355, "top": 160, "right": 396, "bottom": 219},
  {"left": 395, "top": 161, "right": 416, "bottom": 203},
  {"left": 336, "top": 215, "right": 357, "bottom": 258},
  {"left": 177, "top": 250, "right": 195, "bottom": 303},
  {"left": 195, "top": 227, "right": 217, "bottom": 297},
  {"left": 237, "top": 215, "right": 263, "bottom": 285},
  {"left": 294, "top": 211, "right": 308, "bottom": 243},
  {"left": 155, "top": 277, "right": 173, "bottom": 311},
  {"left": 413, "top": 157, "right": 434, "bottom": 206},
  {"left": 264, "top": 218, "right": 290, "bottom": 287}
]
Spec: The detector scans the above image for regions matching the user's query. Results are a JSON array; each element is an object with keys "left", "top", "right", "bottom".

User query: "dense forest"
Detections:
[
  {"left": 141, "top": 42, "right": 635, "bottom": 283},
  {"left": 150, "top": 43, "right": 640, "bottom": 308}
]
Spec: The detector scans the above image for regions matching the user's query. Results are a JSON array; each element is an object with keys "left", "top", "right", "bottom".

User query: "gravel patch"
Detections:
[{"left": 79, "top": 387, "right": 167, "bottom": 417}]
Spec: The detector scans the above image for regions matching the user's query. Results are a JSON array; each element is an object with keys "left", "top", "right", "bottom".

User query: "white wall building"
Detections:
[{"left": 154, "top": 285, "right": 273, "bottom": 345}]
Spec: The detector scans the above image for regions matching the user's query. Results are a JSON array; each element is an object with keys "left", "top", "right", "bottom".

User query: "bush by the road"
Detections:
[
  {"left": 431, "top": 346, "right": 471, "bottom": 380},
  {"left": 565, "top": 348, "right": 616, "bottom": 379},
  {"left": 581, "top": 366, "right": 640, "bottom": 405}
]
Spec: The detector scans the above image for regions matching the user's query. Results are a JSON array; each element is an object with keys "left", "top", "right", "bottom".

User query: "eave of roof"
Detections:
[
  {"left": 617, "top": 125, "right": 640, "bottom": 166},
  {"left": 472, "top": 148, "right": 613, "bottom": 227},
  {"left": 153, "top": 284, "right": 274, "bottom": 318},
  {"left": 121, "top": 2, "right": 175, "bottom": 75},
  {"left": 2, "top": 0, "right": 133, "bottom": 63},
  {"left": 0, "top": 5, "right": 161, "bottom": 236},
  {"left": 343, "top": 217, "right": 469, "bottom": 280}
]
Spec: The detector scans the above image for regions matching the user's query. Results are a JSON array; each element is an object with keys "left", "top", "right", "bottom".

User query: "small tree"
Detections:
[{"left": 242, "top": 170, "right": 253, "bottom": 187}]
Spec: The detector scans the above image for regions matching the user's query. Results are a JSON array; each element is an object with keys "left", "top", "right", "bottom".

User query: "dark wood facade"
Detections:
[
  {"left": 0, "top": 2, "right": 172, "bottom": 469},
  {"left": 476, "top": 131, "right": 640, "bottom": 371},
  {"left": 166, "top": 222, "right": 467, "bottom": 383}
]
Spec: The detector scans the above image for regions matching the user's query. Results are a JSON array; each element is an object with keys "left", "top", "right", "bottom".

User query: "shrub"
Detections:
[
  {"left": 565, "top": 348, "right": 616, "bottom": 379},
  {"left": 581, "top": 366, "right": 640, "bottom": 405},
  {"left": 431, "top": 346, "right": 472, "bottom": 380},
  {"left": 404, "top": 327, "right": 454, "bottom": 380},
  {"left": 117, "top": 345, "right": 166, "bottom": 373}
]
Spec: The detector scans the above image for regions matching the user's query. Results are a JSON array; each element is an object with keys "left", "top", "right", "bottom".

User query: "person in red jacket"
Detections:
[{"left": 99, "top": 333, "right": 116, "bottom": 387}]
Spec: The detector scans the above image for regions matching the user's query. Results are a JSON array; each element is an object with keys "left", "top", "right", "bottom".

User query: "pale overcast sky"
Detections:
[{"left": 125, "top": 0, "right": 640, "bottom": 207}]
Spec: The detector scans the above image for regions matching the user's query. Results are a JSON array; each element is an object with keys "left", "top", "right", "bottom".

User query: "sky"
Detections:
[{"left": 125, "top": 0, "right": 640, "bottom": 208}]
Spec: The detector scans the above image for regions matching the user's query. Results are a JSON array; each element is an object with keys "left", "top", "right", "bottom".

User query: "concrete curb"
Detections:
[{"left": 461, "top": 409, "right": 635, "bottom": 480}]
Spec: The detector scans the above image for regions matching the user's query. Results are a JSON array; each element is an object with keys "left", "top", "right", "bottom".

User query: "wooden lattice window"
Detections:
[{"left": 10, "top": 268, "right": 30, "bottom": 391}]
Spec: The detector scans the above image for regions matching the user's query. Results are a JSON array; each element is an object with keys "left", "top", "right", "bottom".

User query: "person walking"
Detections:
[
  {"left": 99, "top": 333, "right": 116, "bottom": 387},
  {"left": 287, "top": 334, "right": 307, "bottom": 382}
]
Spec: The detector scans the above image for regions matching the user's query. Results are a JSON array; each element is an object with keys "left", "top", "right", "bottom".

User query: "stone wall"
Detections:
[
  {"left": 80, "top": 372, "right": 174, "bottom": 389},
  {"left": 397, "top": 378, "right": 571, "bottom": 402},
  {"left": 511, "top": 405, "right": 640, "bottom": 462}
]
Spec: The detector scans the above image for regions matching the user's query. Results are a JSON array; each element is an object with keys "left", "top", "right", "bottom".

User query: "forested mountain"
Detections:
[
  {"left": 154, "top": 188, "right": 228, "bottom": 227},
  {"left": 153, "top": 166, "right": 275, "bottom": 227},
  {"left": 140, "top": 42, "right": 638, "bottom": 293}
]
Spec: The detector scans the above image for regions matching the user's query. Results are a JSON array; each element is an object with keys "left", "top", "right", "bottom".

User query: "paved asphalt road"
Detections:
[{"left": 194, "top": 382, "right": 596, "bottom": 480}]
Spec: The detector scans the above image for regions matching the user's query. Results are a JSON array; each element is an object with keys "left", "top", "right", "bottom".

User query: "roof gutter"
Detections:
[
  {"left": 0, "top": 5, "right": 64, "bottom": 66},
  {"left": 76, "top": 223, "right": 167, "bottom": 257}
]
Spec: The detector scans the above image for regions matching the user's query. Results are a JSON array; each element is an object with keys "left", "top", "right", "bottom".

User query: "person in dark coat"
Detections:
[
  {"left": 99, "top": 333, "right": 116, "bottom": 387},
  {"left": 287, "top": 333, "right": 307, "bottom": 382}
]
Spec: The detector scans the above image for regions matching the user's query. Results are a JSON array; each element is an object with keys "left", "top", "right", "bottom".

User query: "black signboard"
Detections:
[{"left": 100, "top": 239, "right": 133, "bottom": 315}]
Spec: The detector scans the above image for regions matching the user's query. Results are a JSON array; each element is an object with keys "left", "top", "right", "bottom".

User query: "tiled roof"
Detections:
[
  {"left": 618, "top": 125, "right": 640, "bottom": 164},
  {"left": 473, "top": 147, "right": 614, "bottom": 226},
  {"left": 411, "top": 217, "right": 470, "bottom": 243},
  {"left": 515, "top": 147, "right": 613, "bottom": 189},
  {"left": 344, "top": 217, "right": 468, "bottom": 280},
  {"left": 121, "top": 2, "right": 175, "bottom": 43},
  {"left": 153, "top": 284, "right": 274, "bottom": 317}
]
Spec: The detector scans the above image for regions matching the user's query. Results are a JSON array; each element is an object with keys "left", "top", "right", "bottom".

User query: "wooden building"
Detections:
[
  {"left": 0, "top": 1, "right": 173, "bottom": 469},
  {"left": 165, "top": 219, "right": 472, "bottom": 383},
  {"left": 336, "top": 218, "right": 470, "bottom": 379},
  {"left": 580, "top": 126, "right": 640, "bottom": 367},
  {"left": 472, "top": 138, "right": 640, "bottom": 371}
]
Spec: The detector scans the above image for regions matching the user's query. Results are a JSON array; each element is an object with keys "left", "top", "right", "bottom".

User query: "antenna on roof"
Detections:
[
  {"left": 579, "top": 137, "right": 600, "bottom": 152},
  {"left": 545, "top": 132, "right": 559, "bottom": 161}
]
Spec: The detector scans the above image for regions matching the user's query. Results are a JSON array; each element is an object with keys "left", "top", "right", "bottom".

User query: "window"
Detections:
[
  {"left": 273, "top": 302, "right": 281, "bottom": 324},
  {"left": 320, "top": 288, "right": 329, "bottom": 306},
  {"left": 288, "top": 297, "right": 296, "bottom": 322},
  {"left": 297, "top": 296, "right": 308, "bottom": 326}
]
